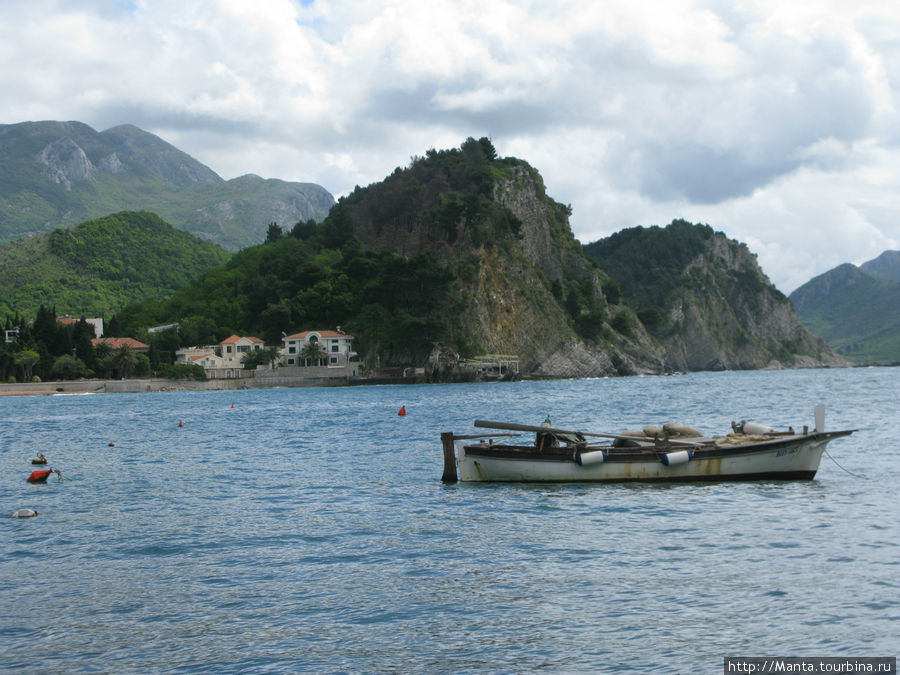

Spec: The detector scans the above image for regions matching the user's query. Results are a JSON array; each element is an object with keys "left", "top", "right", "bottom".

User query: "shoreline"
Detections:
[
  {"left": 0, "top": 373, "right": 431, "bottom": 398},
  {"left": 1, "top": 363, "right": 891, "bottom": 399}
]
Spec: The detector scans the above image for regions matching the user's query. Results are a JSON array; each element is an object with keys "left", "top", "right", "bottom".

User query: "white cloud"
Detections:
[{"left": 1, "top": 0, "right": 899, "bottom": 292}]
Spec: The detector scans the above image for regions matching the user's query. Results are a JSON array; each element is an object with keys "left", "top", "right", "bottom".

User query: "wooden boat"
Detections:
[{"left": 441, "top": 406, "right": 855, "bottom": 483}]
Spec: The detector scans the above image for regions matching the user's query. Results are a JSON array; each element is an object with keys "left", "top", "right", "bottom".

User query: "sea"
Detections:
[{"left": 1, "top": 367, "right": 897, "bottom": 673}]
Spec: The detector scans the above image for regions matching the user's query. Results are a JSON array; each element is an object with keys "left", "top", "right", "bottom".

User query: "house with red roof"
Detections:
[
  {"left": 92, "top": 337, "right": 149, "bottom": 353},
  {"left": 175, "top": 335, "right": 265, "bottom": 379},
  {"left": 281, "top": 328, "right": 356, "bottom": 369}
]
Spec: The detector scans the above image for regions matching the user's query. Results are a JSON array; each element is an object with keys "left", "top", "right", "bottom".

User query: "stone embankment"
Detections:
[{"left": 0, "top": 374, "right": 355, "bottom": 397}]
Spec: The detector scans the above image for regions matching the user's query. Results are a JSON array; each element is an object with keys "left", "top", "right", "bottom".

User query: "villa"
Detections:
[
  {"left": 281, "top": 329, "right": 356, "bottom": 368},
  {"left": 176, "top": 334, "right": 265, "bottom": 379}
]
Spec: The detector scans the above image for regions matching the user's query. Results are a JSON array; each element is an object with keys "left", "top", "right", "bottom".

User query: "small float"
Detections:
[
  {"left": 27, "top": 468, "right": 63, "bottom": 483},
  {"left": 11, "top": 508, "right": 39, "bottom": 518},
  {"left": 31, "top": 453, "right": 48, "bottom": 465},
  {"left": 440, "top": 405, "right": 855, "bottom": 483}
]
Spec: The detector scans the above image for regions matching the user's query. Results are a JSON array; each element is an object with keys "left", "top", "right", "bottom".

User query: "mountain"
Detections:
[
  {"left": 0, "top": 121, "right": 334, "bottom": 250},
  {"left": 583, "top": 220, "right": 848, "bottom": 371},
  {"left": 789, "top": 252, "right": 900, "bottom": 364},
  {"left": 0, "top": 211, "right": 232, "bottom": 318},
  {"left": 859, "top": 249, "right": 900, "bottom": 282},
  {"left": 112, "top": 139, "right": 844, "bottom": 377}
]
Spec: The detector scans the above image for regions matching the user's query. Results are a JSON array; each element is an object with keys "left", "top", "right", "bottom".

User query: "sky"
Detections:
[{"left": 2, "top": 0, "right": 899, "bottom": 293}]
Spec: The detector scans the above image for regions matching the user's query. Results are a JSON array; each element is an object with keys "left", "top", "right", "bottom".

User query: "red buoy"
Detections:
[
  {"left": 109, "top": 442, "right": 115, "bottom": 447},
  {"left": 178, "top": 421, "right": 184, "bottom": 427},
  {"left": 398, "top": 406, "right": 407, "bottom": 416},
  {"left": 27, "top": 469, "right": 52, "bottom": 483}
]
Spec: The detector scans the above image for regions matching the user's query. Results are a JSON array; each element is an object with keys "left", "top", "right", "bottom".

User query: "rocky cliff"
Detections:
[
  {"left": 585, "top": 221, "right": 848, "bottom": 371},
  {"left": 329, "top": 139, "right": 664, "bottom": 376}
]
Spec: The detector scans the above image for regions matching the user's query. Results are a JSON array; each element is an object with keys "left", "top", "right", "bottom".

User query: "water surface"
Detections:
[{"left": 1, "top": 368, "right": 897, "bottom": 672}]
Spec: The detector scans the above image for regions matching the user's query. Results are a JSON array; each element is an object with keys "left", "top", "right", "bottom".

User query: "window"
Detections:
[
  {"left": 288, "top": 346, "right": 296, "bottom": 354},
  {"left": 330, "top": 356, "right": 337, "bottom": 364},
  {"left": 237, "top": 345, "right": 250, "bottom": 353},
  {"left": 331, "top": 344, "right": 339, "bottom": 352},
  {"left": 287, "top": 358, "right": 295, "bottom": 365}
]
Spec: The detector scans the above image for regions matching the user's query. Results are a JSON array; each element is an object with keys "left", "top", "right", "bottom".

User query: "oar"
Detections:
[{"left": 473, "top": 420, "right": 710, "bottom": 447}]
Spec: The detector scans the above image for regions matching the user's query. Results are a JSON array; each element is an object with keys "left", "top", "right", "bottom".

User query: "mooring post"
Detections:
[{"left": 441, "top": 431, "right": 458, "bottom": 483}]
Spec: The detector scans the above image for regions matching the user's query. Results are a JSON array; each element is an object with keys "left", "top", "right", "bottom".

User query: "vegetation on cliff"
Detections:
[
  {"left": 109, "top": 138, "right": 634, "bottom": 373},
  {"left": 3, "top": 139, "right": 845, "bottom": 379},
  {"left": 584, "top": 220, "right": 842, "bottom": 370}
]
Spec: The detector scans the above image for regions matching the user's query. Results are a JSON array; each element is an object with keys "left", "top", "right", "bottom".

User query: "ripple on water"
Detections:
[{"left": 1, "top": 369, "right": 898, "bottom": 671}]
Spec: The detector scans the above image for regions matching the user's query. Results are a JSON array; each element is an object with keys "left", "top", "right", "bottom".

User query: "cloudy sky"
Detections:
[{"left": 2, "top": 0, "right": 899, "bottom": 292}]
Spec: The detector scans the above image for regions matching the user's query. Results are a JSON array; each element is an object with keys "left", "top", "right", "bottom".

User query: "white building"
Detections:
[
  {"left": 176, "top": 334, "right": 265, "bottom": 379},
  {"left": 281, "top": 329, "right": 356, "bottom": 368}
]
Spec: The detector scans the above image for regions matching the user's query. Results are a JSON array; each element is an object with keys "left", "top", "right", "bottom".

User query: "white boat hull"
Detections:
[{"left": 457, "top": 434, "right": 842, "bottom": 483}]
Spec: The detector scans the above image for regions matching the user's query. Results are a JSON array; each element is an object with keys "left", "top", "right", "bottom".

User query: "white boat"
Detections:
[{"left": 441, "top": 406, "right": 855, "bottom": 483}]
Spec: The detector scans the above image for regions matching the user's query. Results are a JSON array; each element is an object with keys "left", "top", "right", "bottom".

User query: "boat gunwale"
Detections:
[{"left": 460, "top": 429, "right": 856, "bottom": 463}]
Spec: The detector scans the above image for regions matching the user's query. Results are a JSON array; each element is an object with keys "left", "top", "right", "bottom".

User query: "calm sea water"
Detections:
[{"left": 1, "top": 368, "right": 897, "bottom": 673}]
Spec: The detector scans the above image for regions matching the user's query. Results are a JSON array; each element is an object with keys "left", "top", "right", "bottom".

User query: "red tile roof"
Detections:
[
  {"left": 284, "top": 330, "right": 353, "bottom": 339},
  {"left": 92, "top": 337, "right": 149, "bottom": 350},
  {"left": 220, "top": 335, "right": 264, "bottom": 344}
]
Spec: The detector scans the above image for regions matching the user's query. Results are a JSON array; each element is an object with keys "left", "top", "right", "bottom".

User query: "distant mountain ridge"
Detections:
[
  {"left": 789, "top": 251, "right": 900, "bottom": 364},
  {"left": 0, "top": 120, "right": 334, "bottom": 249},
  {"left": 860, "top": 250, "right": 900, "bottom": 282}
]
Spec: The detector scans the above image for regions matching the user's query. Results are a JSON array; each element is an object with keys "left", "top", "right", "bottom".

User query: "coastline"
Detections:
[{"left": 0, "top": 373, "right": 433, "bottom": 398}]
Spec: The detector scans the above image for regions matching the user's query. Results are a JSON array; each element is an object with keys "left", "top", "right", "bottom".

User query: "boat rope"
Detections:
[{"left": 824, "top": 447, "right": 868, "bottom": 479}]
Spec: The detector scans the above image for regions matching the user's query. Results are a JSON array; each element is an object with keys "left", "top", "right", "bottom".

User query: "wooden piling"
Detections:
[{"left": 441, "top": 431, "right": 458, "bottom": 483}]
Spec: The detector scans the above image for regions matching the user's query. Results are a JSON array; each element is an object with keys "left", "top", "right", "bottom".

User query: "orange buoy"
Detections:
[
  {"left": 231, "top": 404, "right": 235, "bottom": 409},
  {"left": 27, "top": 469, "right": 52, "bottom": 483},
  {"left": 178, "top": 421, "right": 184, "bottom": 427},
  {"left": 398, "top": 406, "right": 407, "bottom": 416}
]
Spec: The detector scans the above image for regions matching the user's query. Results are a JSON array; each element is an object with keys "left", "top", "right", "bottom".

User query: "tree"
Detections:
[
  {"left": 50, "top": 354, "right": 91, "bottom": 380},
  {"left": 14, "top": 349, "right": 40, "bottom": 381},
  {"left": 113, "top": 345, "right": 138, "bottom": 378},
  {"left": 260, "top": 346, "right": 282, "bottom": 369},
  {"left": 301, "top": 340, "right": 326, "bottom": 366},
  {"left": 265, "top": 222, "right": 283, "bottom": 243}
]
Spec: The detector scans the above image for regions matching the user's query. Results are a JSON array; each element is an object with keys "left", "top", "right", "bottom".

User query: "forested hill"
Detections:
[
  {"left": 0, "top": 211, "right": 231, "bottom": 318},
  {"left": 0, "top": 121, "right": 334, "bottom": 249},
  {"left": 114, "top": 138, "right": 664, "bottom": 377},
  {"left": 583, "top": 221, "right": 848, "bottom": 371},
  {"left": 109, "top": 138, "right": 845, "bottom": 377}
]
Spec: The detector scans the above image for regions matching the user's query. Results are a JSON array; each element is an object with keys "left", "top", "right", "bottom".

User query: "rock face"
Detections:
[
  {"left": 0, "top": 120, "right": 334, "bottom": 249},
  {"left": 584, "top": 220, "right": 848, "bottom": 372},
  {"left": 333, "top": 142, "right": 665, "bottom": 377},
  {"left": 659, "top": 235, "right": 847, "bottom": 370}
]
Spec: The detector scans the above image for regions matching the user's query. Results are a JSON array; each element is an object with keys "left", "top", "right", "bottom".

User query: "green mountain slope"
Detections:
[
  {"left": 859, "top": 249, "right": 900, "bottom": 282},
  {"left": 113, "top": 138, "right": 663, "bottom": 376},
  {"left": 584, "top": 220, "right": 846, "bottom": 370},
  {"left": 0, "top": 211, "right": 232, "bottom": 317},
  {"left": 0, "top": 121, "right": 334, "bottom": 249},
  {"left": 109, "top": 139, "right": 845, "bottom": 377},
  {"left": 789, "top": 257, "right": 900, "bottom": 364}
]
